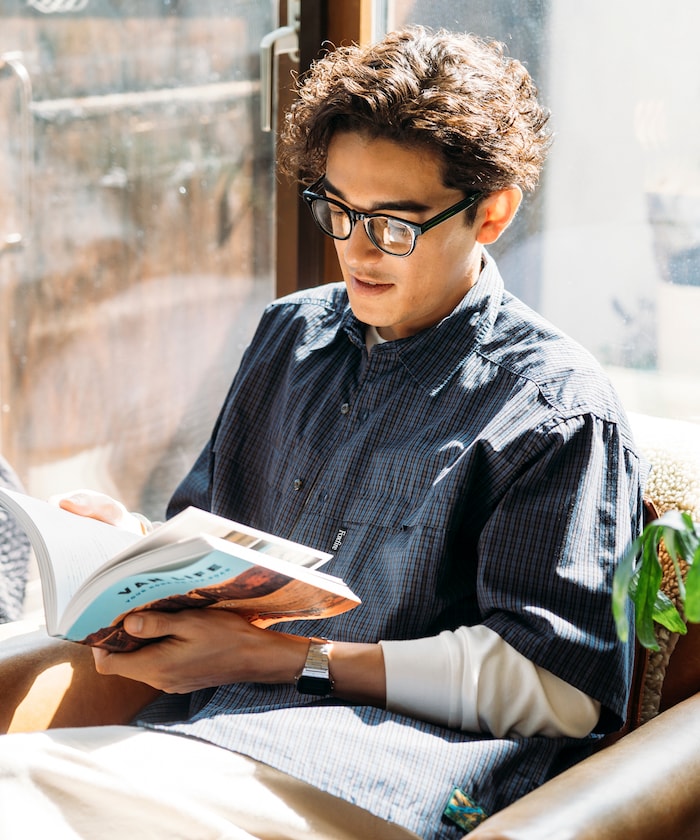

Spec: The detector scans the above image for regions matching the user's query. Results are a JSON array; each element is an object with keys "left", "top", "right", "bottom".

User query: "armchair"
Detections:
[
  {"left": 1, "top": 412, "right": 699, "bottom": 839},
  {"left": 0, "top": 621, "right": 158, "bottom": 732}
]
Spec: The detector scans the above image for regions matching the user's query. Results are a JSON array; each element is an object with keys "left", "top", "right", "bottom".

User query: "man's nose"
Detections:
[{"left": 341, "top": 220, "right": 382, "bottom": 264}]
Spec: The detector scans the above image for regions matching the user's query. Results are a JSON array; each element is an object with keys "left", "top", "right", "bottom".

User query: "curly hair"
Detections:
[{"left": 278, "top": 26, "right": 552, "bottom": 198}]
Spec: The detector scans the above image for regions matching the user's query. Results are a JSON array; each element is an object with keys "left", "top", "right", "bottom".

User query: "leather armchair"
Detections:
[
  {"left": 0, "top": 622, "right": 158, "bottom": 732},
  {"left": 468, "top": 632, "right": 700, "bottom": 839},
  {"left": 0, "top": 412, "right": 698, "bottom": 839}
]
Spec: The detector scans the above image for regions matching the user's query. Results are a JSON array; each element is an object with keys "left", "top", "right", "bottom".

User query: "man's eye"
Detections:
[{"left": 384, "top": 219, "right": 412, "bottom": 242}]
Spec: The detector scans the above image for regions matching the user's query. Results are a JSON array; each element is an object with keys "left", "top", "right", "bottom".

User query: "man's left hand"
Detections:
[{"left": 92, "top": 609, "right": 309, "bottom": 693}]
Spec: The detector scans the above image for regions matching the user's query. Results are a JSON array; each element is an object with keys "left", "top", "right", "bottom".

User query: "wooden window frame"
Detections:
[{"left": 275, "top": 0, "right": 373, "bottom": 297}]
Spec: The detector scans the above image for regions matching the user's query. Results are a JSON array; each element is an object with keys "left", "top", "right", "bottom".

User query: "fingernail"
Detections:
[
  {"left": 68, "top": 492, "right": 89, "bottom": 506},
  {"left": 126, "top": 615, "right": 144, "bottom": 633}
]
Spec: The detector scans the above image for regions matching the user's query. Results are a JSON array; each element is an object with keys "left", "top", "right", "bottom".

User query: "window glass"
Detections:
[
  {"left": 0, "top": 1, "right": 276, "bottom": 518},
  {"left": 382, "top": 1, "right": 700, "bottom": 423}
]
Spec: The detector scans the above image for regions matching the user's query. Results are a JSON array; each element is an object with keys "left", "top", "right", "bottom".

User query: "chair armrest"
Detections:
[
  {"left": 0, "top": 622, "right": 160, "bottom": 733},
  {"left": 468, "top": 691, "right": 700, "bottom": 840}
]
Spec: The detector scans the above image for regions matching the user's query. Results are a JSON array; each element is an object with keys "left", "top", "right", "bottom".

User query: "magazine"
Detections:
[{"left": 0, "top": 488, "right": 359, "bottom": 652}]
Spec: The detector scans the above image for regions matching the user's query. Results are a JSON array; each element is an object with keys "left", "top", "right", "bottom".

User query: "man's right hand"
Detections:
[{"left": 49, "top": 489, "right": 147, "bottom": 534}]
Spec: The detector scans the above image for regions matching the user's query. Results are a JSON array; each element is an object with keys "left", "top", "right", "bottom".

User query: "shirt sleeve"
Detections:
[{"left": 380, "top": 624, "right": 601, "bottom": 738}]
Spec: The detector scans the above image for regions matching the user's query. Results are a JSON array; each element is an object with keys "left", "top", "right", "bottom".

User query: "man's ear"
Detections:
[{"left": 475, "top": 187, "right": 522, "bottom": 245}]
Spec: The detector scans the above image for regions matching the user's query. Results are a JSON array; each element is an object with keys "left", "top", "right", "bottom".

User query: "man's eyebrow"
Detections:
[{"left": 322, "top": 177, "right": 431, "bottom": 214}]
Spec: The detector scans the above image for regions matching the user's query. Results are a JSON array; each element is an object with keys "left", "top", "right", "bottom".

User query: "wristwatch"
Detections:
[{"left": 295, "top": 639, "right": 334, "bottom": 696}]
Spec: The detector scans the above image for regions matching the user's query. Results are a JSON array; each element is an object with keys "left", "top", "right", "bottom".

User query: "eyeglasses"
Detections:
[{"left": 302, "top": 178, "right": 482, "bottom": 257}]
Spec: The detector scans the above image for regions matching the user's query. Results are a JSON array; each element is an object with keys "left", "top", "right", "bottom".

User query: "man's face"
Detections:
[{"left": 324, "top": 131, "right": 483, "bottom": 341}]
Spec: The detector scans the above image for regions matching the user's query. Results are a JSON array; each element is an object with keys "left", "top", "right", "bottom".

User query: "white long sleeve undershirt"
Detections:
[{"left": 380, "top": 625, "right": 601, "bottom": 738}]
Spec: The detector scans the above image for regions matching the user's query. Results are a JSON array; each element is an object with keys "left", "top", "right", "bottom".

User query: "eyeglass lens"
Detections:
[{"left": 310, "top": 199, "right": 414, "bottom": 256}]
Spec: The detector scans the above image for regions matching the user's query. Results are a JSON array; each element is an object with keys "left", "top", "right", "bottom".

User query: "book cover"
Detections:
[{"left": 0, "top": 488, "right": 359, "bottom": 652}]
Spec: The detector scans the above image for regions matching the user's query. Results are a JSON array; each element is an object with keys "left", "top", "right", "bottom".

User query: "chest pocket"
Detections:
[{"left": 338, "top": 488, "right": 459, "bottom": 585}]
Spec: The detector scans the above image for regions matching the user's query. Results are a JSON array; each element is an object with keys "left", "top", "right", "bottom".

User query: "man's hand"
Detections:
[
  {"left": 92, "top": 608, "right": 387, "bottom": 705},
  {"left": 50, "top": 489, "right": 147, "bottom": 534},
  {"left": 92, "top": 609, "right": 310, "bottom": 694}
]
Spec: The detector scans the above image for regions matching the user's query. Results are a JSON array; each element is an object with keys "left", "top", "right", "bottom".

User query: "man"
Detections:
[{"left": 0, "top": 26, "right": 645, "bottom": 839}]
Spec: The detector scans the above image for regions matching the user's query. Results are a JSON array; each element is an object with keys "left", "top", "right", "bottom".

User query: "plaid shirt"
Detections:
[{"left": 142, "top": 254, "right": 646, "bottom": 839}]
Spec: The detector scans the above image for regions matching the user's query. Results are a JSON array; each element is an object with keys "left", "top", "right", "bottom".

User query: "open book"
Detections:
[{"left": 0, "top": 488, "right": 360, "bottom": 652}]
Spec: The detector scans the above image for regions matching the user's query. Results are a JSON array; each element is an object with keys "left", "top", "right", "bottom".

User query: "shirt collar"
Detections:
[{"left": 341, "top": 252, "right": 504, "bottom": 392}]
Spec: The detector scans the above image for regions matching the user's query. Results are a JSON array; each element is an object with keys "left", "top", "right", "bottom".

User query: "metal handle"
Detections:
[
  {"left": 0, "top": 52, "right": 33, "bottom": 257},
  {"left": 259, "top": 1, "right": 300, "bottom": 132}
]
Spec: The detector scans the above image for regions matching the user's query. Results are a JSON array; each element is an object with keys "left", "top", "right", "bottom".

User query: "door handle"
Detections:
[
  {"left": 259, "top": 0, "right": 300, "bottom": 132},
  {"left": 0, "top": 52, "right": 33, "bottom": 257}
]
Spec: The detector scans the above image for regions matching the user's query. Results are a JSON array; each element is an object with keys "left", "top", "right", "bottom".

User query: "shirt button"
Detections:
[
  {"left": 293, "top": 478, "right": 303, "bottom": 491},
  {"left": 340, "top": 403, "right": 350, "bottom": 415}
]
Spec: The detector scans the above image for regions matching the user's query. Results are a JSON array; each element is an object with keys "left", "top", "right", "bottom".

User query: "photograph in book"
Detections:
[{"left": 0, "top": 488, "right": 360, "bottom": 652}]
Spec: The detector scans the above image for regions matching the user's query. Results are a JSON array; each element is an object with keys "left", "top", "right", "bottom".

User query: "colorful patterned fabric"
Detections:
[
  {"left": 443, "top": 787, "right": 488, "bottom": 833},
  {"left": 0, "top": 457, "right": 30, "bottom": 623}
]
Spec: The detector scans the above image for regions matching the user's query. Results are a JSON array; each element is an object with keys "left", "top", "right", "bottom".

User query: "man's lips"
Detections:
[{"left": 352, "top": 275, "right": 391, "bottom": 288}]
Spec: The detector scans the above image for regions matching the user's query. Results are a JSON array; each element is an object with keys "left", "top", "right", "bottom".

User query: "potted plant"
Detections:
[{"left": 613, "top": 509, "right": 700, "bottom": 649}]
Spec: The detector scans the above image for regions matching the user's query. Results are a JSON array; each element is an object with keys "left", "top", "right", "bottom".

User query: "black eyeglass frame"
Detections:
[{"left": 302, "top": 178, "right": 483, "bottom": 257}]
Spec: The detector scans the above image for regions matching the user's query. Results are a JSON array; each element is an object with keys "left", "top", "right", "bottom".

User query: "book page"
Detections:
[
  {"left": 0, "top": 488, "right": 141, "bottom": 630},
  {"left": 108, "top": 506, "right": 333, "bottom": 570}
]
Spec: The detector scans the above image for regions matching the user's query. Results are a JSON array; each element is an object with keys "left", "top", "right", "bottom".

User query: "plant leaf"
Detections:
[
  {"left": 633, "top": 532, "right": 664, "bottom": 650},
  {"left": 612, "top": 535, "right": 641, "bottom": 643},
  {"left": 655, "top": 509, "right": 690, "bottom": 530},
  {"left": 685, "top": 542, "right": 700, "bottom": 622},
  {"left": 614, "top": 511, "right": 699, "bottom": 648},
  {"left": 650, "top": 590, "right": 686, "bottom": 634},
  {"left": 661, "top": 526, "right": 686, "bottom": 601}
]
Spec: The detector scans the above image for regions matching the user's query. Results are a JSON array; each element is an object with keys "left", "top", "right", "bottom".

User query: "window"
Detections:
[
  {"left": 381, "top": 1, "right": 700, "bottom": 424},
  {"left": 0, "top": 1, "right": 277, "bottom": 517}
]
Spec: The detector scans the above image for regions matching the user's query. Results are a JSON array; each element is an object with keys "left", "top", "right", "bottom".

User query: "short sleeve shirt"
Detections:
[{"left": 144, "top": 254, "right": 646, "bottom": 839}]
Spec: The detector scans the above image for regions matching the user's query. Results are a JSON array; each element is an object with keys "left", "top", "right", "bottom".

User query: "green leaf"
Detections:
[
  {"left": 676, "top": 514, "right": 700, "bottom": 565},
  {"left": 650, "top": 590, "right": 687, "bottom": 634},
  {"left": 633, "top": 532, "right": 664, "bottom": 650},
  {"left": 662, "top": 526, "right": 686, "bottom": 601},
  {"left": 685, "top": 542, "right": 700, "bottom": 622},
  {"left": 614, "top": 511, "right": 699, "bottom": 648},
  {"left": 655, "top": 509, "right": 690, "bottom": 530},
  {"left": 612, "top": 535, "right": 641, "bottom": 643}
]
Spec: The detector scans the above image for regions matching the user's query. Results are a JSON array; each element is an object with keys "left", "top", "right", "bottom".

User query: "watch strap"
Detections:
[{"left": 295, "top": 639, "right": 334, "bottom": 696}]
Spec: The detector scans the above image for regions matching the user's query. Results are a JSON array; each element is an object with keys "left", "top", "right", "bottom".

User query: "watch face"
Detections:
[{"left": 296, "top": 674, "right": 333, "bottom": 696}]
